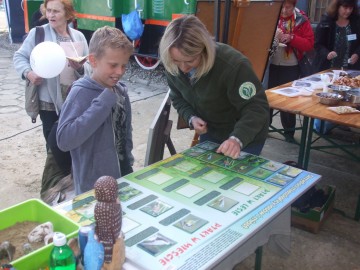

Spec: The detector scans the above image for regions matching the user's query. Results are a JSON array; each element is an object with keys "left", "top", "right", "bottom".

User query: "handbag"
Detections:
[
  {"left": 25, "top": 26, "right": 44, "bottom": 123},
  {"left": 25, "top": 81, "right": 40, "bottom": 123},
  {"left": 298, "top": 50, "right": 315, "bottom": 79}
]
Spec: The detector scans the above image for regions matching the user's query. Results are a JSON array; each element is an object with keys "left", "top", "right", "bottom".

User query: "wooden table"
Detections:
[
  {"left": 266, "top": 76, "right": 360, "bottom": 168},
  {"left": 301, "top": 102, "right": 360, "bottom": 168},
  {"left": 266, "top": 85, "right": 320, "bottom": 167},
  {"left": 266, "top": 88, "right": 318, "bottom": 114},
  {"left": 301, "top": 102, "right": 360, "bottom": 127},
  {"left": 266, "top": 74, "right": 360, "bottom": 220}
]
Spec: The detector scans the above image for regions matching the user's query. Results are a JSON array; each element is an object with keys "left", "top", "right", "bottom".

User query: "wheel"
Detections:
[
  {"left": 133, "top": 39, "right": 161, "bottom": 70},
  {"left": 134, "top": 55, "right": 161, "bottom": 70}
]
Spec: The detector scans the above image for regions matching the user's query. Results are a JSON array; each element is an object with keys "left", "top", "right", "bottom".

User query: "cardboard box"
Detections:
[
  {"left": 0, "top": 198, "right": 80, "bottom": 270},
  {"left": 291, "top": 185, "right": 335, "bottom": 234}
]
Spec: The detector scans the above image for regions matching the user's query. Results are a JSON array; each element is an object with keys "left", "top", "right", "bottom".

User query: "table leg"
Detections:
[
  {"left": 303, "top": 117, "right": 314, "bottom": 170},
  {"left": 355, "top": 194, "right": 360, "bottom": 221},
  {"left": 298, "top": 116, "right": 309, "bottom": 169},
  {"left": 254, "top": 246, "right": 263, "bottom": 270}
]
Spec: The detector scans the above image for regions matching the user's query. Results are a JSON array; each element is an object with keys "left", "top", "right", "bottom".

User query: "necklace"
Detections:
[{"left": 55, "top": 31, "right": 71, "bottom": 43}]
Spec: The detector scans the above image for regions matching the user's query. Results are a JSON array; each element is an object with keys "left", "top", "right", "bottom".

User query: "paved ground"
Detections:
[{"left": 1, "top": 9, "right": 360, "bottom": 270}]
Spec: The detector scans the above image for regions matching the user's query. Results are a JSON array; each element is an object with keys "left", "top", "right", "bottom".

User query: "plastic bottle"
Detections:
[
  {"left": 49, "top": 232, "right": 76, "bottom": 270},
  {"left": 78, "top": 225, "right": 93, "bottom": 265}
]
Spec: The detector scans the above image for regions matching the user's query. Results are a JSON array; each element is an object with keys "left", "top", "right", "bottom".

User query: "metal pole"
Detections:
[
  {"left": 222, "top": 0, "right": 231, "bottom": 44},
  {"left": 213, "top": 0, "right": 221, "bottom": 41}
]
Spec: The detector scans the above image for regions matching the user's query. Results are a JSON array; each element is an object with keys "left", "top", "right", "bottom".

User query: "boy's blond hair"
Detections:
[{"left": 89, "top": 26, "right": 134, "bottom": 58}]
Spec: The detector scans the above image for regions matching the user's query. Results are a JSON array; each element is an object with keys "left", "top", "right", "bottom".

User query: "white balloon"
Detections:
[{"left": 30, "top": 41, "right": 66, "bottom": 78}]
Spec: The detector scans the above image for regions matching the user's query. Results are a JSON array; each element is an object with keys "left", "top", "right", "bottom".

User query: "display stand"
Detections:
[{"left": 144, "top": 91, "right": 176, "bottom": 166}]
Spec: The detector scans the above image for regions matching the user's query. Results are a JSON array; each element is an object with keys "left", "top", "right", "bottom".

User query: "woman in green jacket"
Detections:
[{"left": 159, "top": 15, "right": 269, "bottom": 158}]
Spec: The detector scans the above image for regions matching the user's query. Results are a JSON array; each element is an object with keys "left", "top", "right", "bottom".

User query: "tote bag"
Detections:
[{"left": 25, "top": 26, "right": 44, "bottom": 123}]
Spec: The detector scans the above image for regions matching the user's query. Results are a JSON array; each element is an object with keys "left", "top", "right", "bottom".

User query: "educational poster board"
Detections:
[
  {"left": 56, "top": 142, "right": 321, "bottom": 270},
  {"left": 196, "top": 0, "right": 283, "bottom": 81}
]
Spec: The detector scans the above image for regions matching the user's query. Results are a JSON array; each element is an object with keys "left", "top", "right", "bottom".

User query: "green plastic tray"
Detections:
[{"left": 0, "top": 198, "right": 80, "bottom": 270}]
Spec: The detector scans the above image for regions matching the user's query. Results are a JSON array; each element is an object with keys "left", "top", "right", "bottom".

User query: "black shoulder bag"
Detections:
[
  {"left": 25, "top": 26, "right": 45, "bottom": 123},
  {"left": 297, "top": 49, "right": 316, "bottom": 79}
]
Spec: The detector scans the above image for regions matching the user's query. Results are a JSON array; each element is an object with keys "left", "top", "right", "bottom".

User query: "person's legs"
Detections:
[
  {"left": 269, "top": 65, "right": 299, "bottom": 139},
  {"left": 268, "top": 64, "right": 282, "bottom": 89},
  {"left": 39, "top": 110, "right": 58, "bottom": 145},
  {"left": 280, "top": 111, "right": 296, "bottom": 138},
  {"left": 268, "top": 64, "right": 281, "bottom": 126},
  {"left": 39, "top": 110, "right": 70, "bottom": 200},
  {"left": 47, "top": 121, "right": 72, "bottom": 174}
]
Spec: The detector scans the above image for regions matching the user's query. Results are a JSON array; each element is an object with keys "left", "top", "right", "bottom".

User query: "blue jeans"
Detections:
[{"left": 199, "top": 133, "right": 265, "bottom": 156}]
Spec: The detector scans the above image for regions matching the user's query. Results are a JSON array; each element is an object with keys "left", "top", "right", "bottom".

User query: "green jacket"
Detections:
[{"left": 167, "top": 43, "right": 269, "bottom": 148}]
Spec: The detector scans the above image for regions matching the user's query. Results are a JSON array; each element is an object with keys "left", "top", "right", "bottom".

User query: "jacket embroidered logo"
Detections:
[{"left": 239, "top": 82, "right": 256, "bottom": 100}]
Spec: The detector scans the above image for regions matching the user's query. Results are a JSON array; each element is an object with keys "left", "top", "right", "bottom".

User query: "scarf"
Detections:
[{"left": 278, "top": 13, "right": 295, "bottom": 58}]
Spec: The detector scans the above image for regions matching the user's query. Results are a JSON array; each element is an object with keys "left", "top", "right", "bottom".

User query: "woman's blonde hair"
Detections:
[{"left": 159, "top": 15, "right": 216, "bottom": 80}]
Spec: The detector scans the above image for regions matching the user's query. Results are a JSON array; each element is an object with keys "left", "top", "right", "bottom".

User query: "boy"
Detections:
[{"left": 57, "top": 26, "right": 134, "bottom": 195}]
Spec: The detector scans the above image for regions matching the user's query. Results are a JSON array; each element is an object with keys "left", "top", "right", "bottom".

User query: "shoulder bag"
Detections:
[
  {"left": 297, "top": 49, "right": 316, "bottom": 79},
  {"left": 25, "top": 26, "right": 44, "bottom": 123}
]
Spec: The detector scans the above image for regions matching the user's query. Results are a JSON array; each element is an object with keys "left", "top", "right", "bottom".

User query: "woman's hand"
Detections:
[
  {"left": 279, "top": 33, "right": 293, "bottom": 44},
  {"left": 275, "top": 28, "right": 283, "bottom": 40},
  {"left": 348, "top": 54, "right": 359, "bottom": 65},
  {"left": 191, "top": 116, "right": 207, "bottom": 135},
  {"left": 68, "top": 58, "right": 86, "bottom": 72},
  {"left": 27, "top": 70, "right": 43, "bottom": 85},
  {"left": 327, "top": 51, "right": 338, "bottom": 60},
  {"left": 216, "top": 138, "right": 241, "bottom": 159}
]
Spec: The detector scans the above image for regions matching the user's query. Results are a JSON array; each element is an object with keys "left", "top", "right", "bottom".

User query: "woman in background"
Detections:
[
  {"left": 313, "top": 0, "right": 360, "bottom": 134},
  {"left": 314, "top": 0, "right": 360, "bottom": 71},
  {"left": 268, "top": 0, "right": 314, "bottom": 142},
  {"left": 13, "top": 0, "right": 88, "bottom": 198}
]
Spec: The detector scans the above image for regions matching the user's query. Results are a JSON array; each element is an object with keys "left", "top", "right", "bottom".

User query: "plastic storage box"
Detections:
[{"left": 0, "top": 198, "right": 80, "bottom": 270}]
